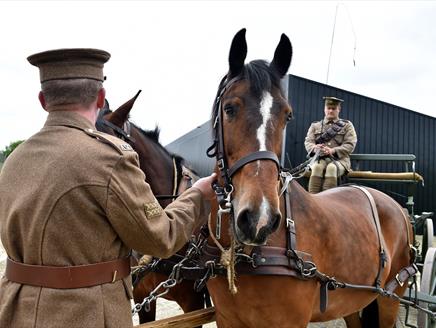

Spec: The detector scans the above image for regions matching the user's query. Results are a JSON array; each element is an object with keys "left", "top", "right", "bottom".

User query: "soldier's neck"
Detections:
[{"left": 46, "top": 104, "right": 99, "bottom": 125}]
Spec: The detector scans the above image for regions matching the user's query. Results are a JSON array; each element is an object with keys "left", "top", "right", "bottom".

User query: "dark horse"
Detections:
[
  {"left": 204, "top": 29, "right": 413, "bottom": 327},
  {"left": 95, "top": 94, "right": 206, "bottom": 324}
]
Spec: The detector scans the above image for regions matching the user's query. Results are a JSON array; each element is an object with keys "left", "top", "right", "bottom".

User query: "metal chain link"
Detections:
[
  {"left": 131, "top": 278, "right": 177, "bottom": 315},
  {"left": 131, "top": 233, "right": 208, "bottom": 316}
]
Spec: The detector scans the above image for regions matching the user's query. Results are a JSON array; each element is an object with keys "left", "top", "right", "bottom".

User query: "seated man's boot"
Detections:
[
  {"left": 308, "top": 176, "right": 323, "bottom": 193},
  {"left": 322, "top": 176, "right": 337, "bottom": 191}
]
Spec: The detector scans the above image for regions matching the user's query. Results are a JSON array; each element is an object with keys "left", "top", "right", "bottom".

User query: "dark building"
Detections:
[{"left": 167, "top": 74, "right": 435, "bottom": 218}]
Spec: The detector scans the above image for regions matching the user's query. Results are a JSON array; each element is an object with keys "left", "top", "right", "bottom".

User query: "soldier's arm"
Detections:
[
  {"left": 332, "top": 122, "right": 357, "bottom": 159},
  {"left": 106, "top": 152, "right": 207, "bottom": 258},
  {"left": 304, "top": 123, "right": 317, "bottom": 155}
]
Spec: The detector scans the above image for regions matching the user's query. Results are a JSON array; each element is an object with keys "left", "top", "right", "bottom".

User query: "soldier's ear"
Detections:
[
  {"left": 97, "top": 88, "right": 106, "bottom": 109},
  {"left": 38, "top": 91, "right": 47, "bottom": 111}
]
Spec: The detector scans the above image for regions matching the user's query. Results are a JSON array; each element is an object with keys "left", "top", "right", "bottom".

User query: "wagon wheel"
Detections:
[
  {"left": 422, "top": 218, "right": 434, "bottom": 261},
  {"left": 417, "top": 247, "right": 436, "bottom": 328}
]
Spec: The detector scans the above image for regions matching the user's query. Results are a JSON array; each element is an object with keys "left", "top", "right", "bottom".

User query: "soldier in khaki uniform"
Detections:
[
  {"left": 304, "top": 97, "right": 357, "bottom": 193},
  {"left": 0, "top": 48, "right": 216, "bottom": 327}
]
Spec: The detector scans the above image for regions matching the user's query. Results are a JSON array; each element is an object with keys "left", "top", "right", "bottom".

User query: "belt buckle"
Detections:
[{"left": 395, "top": 273, "right": 404, "bottom": 287}]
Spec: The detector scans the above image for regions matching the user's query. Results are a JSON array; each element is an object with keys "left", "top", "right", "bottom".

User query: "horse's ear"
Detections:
[
  {"left": 108, "top": 90, "right": 142, "bottom": 127},
  {"left": 103, "top": 99, "right": 110, "bottom": 110},
  {"left": 228, "top": 28, "right": 247, "bottom": 78},
  {"left": 270, "top": 34, "right": 293, "bottom": 78}
]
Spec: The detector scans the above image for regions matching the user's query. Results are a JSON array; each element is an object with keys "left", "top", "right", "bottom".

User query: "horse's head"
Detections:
[
  {"left": 96, "top": 92, "right": 185, "bottom": 208},
  {"left": 212, "top": 29, "right": 293, "bottom": 246}
]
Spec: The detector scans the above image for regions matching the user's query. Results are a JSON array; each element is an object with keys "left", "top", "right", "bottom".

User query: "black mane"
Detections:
[{"left": 136, "top": 125, "right": 161, "bottom": 144}]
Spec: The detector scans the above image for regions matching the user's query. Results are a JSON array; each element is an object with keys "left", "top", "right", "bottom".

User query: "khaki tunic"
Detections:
[
  {"left": 304, "top": 118, "right": 357, "bottom": 172},
  {"left": 0, "top": 111, "right": 206, "bottom": 328}
]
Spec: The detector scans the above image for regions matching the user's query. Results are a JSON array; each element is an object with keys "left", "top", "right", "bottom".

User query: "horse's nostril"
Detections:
[
  {"left": 237, "top": 210, "right": 250, "bottom": 229},
  {"left": 271, "top": 213, "right": 281, "bottom": 232},
  {"left": 237, "top": 209, "right": 251, "bottom": 232}
]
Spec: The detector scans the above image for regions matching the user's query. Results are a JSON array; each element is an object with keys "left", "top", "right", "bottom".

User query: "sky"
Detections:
[{"left": 1, "top": 1, "right": 435, "bottom": 151}]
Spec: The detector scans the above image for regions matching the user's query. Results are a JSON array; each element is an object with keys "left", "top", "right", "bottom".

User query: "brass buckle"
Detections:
[
  {"left": 112, "top": 270, "right": 118, "bottom": 283},
  {"left": 395, "top": 273, "right": 404, "bottom": 287}
]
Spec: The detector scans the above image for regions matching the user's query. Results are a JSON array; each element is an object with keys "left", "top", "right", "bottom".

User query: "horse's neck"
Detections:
[{"left": 131, "top": 128, "right": 174, "bottom": 204}]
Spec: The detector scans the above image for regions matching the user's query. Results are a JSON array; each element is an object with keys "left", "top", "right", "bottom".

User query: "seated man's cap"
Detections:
[
  {"left": 27, "top": 48, "right": 111, "bottom": 83},
  {"left": 323, "top": 96, "right": 344, "bottom": 107}
]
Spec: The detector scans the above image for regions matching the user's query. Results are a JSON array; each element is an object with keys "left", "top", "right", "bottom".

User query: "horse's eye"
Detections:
[
  {"left": 224, "top": 104, "right": 236, "bottom": 116},
  {"left": 286, "top": 113, "right": 293, "bottom": 122}
]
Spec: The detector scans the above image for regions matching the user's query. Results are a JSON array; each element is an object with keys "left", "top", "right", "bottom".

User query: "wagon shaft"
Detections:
[{"left": 135, "top": 307, "right": 215, "bottom": 328}]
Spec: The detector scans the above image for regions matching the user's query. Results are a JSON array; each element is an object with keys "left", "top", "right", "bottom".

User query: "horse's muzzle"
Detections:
[{"left": 235, "top": 208, "right": 281, "bottom": 245}]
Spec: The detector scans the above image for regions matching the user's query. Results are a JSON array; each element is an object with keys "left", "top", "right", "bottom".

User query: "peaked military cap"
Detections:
[
  {"left": 27, "top": 48, "right": 110, "bottom": 82},
  {"left": 323, "top": 96, "right": 344, "bottom": 107}
]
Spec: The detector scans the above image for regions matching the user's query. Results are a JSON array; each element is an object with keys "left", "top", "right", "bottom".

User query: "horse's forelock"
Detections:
[
  {"left": 245, "top": 60, "right": 282, "bottom": 97},
  {"left": 211, "top": 60, "right": 283, "bottom": 139}
]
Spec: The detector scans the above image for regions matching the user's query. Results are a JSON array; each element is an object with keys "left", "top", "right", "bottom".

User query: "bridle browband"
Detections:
[{"left": 206, "top": 75, "right": 281, "bottom": 205}]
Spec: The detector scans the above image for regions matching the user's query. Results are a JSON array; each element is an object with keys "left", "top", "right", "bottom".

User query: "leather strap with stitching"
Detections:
[
  {"left": 5, "top": 257, "right": 130, "bottom": 289},
  {"left": 385, "top": 264, "right": 418, "bottom": 293},
  {"left": 348, "top": 185, "right": 387, "bottom": 288}
]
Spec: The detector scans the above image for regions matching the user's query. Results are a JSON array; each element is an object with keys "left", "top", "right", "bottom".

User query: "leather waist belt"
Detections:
[{"left": 5, "top": 257, "right": 131, "bottom": 289}]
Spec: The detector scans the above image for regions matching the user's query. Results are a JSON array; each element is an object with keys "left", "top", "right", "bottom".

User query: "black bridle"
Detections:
[
  {"left": 206, "top": 75, "right": 281, "bottom": 207},
  {"left": 101, "top": 119, "right": 136, "bottom": 144}
]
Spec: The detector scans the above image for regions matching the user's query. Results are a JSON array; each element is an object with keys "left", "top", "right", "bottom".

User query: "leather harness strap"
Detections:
[
  {"left": 200, "top": 244, "right": 313, "bottom": 277},
  {"left": 348, "top": 185, "right": 387, "bottom": 288},
  {"left": 315, "top": 119, "right": 346, "bottom": 145},
  {"left": 5, "top": 257, "right": 131, "bottom": 289},
  {"left": 228, "top": 151, "right": 280, "bottom": 178},
  {"left": 385, "top": 264, "right": 418, "bottom": 293}
]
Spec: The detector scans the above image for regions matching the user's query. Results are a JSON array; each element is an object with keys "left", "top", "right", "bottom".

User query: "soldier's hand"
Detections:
[
  {"left": 321, "top": 146, "right": 334, "bottom": 156},
  {"left": 192, "top": 173, "right": 217, "bottom": 200}
]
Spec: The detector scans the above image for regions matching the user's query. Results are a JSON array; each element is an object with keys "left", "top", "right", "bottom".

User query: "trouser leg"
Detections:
[
  {"left": 308, "top": 160, "right": 326, "bottom": 193},
  {"left": 322, "top": 162, "right": 345, "bottom": 191}
]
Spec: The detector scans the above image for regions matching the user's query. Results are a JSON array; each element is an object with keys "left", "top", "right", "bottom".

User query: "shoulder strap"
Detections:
[
  {"left": 83, "top": 128, "right": 134, "bottom": 155},
  {"left": 315, "top": 119, "right": 346, "bottom": 144}
]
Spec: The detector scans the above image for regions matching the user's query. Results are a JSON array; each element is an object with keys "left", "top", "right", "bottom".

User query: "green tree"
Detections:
[{"left": 2, "top": 140, "right": 25, "bottom": 159}]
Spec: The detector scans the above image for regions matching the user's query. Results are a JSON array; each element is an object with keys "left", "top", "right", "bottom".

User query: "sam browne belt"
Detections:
[{"left": 5, "top": 257, "right": 130, "bottom": 289}]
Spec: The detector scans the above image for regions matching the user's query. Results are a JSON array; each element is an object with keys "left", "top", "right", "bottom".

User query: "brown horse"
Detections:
[
  {"left": 95, "top": 95, "right": 207, "bottom": 325},
  {"left": 205, "top": 28, "right": 413, "bottom": 328}
]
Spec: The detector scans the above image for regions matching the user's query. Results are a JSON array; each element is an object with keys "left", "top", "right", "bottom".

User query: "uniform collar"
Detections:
[
  {"left": 323, "top": 117, "right": 340, "bottom": 124},
  {"left": 44, "top": 111, "right": 95, "bottom": 131}
]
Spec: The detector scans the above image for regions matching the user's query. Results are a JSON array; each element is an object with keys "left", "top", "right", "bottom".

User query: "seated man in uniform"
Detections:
[
  {"left": 0, "top": 48, "right": 216, "bottom": 327},
  {"left": 304, "top": 96, "right": 357, "bottom": 193}
]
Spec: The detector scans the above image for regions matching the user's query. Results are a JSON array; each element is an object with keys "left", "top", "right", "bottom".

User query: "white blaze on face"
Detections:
[
  {"left": 255, "top": 197, "right": 270, "bottom": 233},
  {"left": 257, "top": 91, "right": 273, "bottom": 151},
  {"left": 254, "top": 91, "right": 273, "bottom": 176}
]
